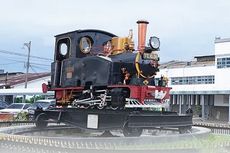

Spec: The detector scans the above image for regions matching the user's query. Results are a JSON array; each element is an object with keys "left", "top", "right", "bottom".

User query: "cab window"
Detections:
[{"left": 56, "top": 38, "right": 71, "bottom": 60}]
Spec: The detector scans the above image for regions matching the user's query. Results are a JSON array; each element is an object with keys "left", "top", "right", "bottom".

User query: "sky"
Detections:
[{"left": 0, "top": 0, "right": 230, "bottom": 72}]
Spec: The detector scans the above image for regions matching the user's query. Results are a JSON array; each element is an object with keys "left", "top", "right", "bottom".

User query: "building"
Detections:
[
  {"left": 157, "top": 38, "right": 230, "bottom": 122},
  {"left": 0, "top": 72, "right": 52, "bottom": 104}
]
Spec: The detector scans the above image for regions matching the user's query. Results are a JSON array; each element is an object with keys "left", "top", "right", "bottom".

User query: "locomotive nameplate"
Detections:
[
  {"left": 143, "top": 52, "right": 158, "bottom": 60},
  {"left": 87, "top": 114, "right": 98, "bottom": 129},
  {"left": 66, "top": 67, "right": 74, "bottom": 79}
]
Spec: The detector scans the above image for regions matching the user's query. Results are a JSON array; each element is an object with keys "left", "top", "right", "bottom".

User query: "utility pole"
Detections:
[
  {"left": 4, "top": 72, "right": 8, "bottom": 88},
  {"left": 24, "top": 41, "right": 31, "bottom": 88},
  {"left": 23, "top": 41, "right": 31, "bottom": 102}
]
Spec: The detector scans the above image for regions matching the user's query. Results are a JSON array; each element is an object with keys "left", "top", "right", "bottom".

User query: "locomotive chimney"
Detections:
[{"left": 137, "top": 20, "right": 149, "bottom": 54}]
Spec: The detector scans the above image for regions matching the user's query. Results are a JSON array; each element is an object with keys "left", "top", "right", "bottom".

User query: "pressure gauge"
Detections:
[
  {"left": 80, "top": 37, "right": 92, "bottom": 54},
  {"left": 149, "top": 36, "right": 160, "bottom": 50}
]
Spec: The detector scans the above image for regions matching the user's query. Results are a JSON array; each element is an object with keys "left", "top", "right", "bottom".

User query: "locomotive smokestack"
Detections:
[{"left": 137, "top": 20, "right": 149, "bottom": 54}]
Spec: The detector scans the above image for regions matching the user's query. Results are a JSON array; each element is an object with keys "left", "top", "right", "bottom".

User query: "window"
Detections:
[
  {"left": 171, "top": 75, "right": 214, "bottom": 85},
  {"left": 79, "top": 37, "right": 93, "bottom": 54},
  {"left": 59, "top": 43, "right": 68, "bottom": 56},
  {"left": 7, "top": 104, "right": 24, "bottom": 109},
  {"left": 56, "top": 38, "right": 70, "bottom": 60},
  {"left": 217, "top": 57, "right": 230, "bottom": 69},
  {"left": 223, "top": 95, "right": 229, "bottom": 104},
  {"left": 23, "top": 104, "right": 31, "bottom": 109}
]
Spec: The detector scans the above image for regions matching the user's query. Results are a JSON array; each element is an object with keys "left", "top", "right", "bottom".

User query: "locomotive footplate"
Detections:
[
  {"left": 34, "top": 108, "right": 192, "bottom": 136},
  {"left": 127, "top": 111, "right": 192, "bottom": 128}
]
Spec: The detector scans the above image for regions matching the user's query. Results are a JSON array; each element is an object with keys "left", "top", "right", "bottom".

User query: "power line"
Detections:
[
  {"left": 0, "top": 49, "right": 53, "bottom": 61},
  {"left": 0, "top": 58, "right": 51, "bottom": 67},
  {"left": 31, "top": 62, "right": 51, "bottom": 67},
  {"left": 30, "top": 66, "right": 50, "bottom": 82},
  {"left": 1, "top": 57, "right": 26, "bottom": 63},
  {"left": 0, "top": 62, "right": 19, "bottom": 66},
  {"left": 30, "top": 65, "right": 51, "bottom": 71},
  {"left": 2, "top": 56, "right": 51, "bottom": 64}
]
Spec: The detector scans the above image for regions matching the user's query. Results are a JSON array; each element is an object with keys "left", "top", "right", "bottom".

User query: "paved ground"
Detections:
[
  {"left": 1, "top": 140, "right": 229, "bottom": 153},
  {"left": 0, "top": 120, "right": 230, "bottom": 153},
  {"left": 0, "top": 141, "right": 202, "bottom": 153}
]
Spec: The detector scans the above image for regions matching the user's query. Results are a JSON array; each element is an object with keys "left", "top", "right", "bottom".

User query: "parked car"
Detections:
[
  {"left": 0, "top": 103, "right": 31, "bottom": 118},
  {"left": 0, "top": 101, "right": 9, "bottom": 109},
  {"left": 28, "top": 99, "right": 56, "bottom": 120}
]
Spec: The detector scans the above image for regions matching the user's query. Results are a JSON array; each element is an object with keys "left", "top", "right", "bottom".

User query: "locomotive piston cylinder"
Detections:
[{"left": 137, "top": 20, "right": 149, "bottom": 54}]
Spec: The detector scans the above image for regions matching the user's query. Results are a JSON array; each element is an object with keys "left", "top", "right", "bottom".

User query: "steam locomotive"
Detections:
[
  {"left": 38, "top": 21, "right": 192, "bottom": 136},
  {"left": 43, "top": 20, "right": 171, "bottom": 110}
]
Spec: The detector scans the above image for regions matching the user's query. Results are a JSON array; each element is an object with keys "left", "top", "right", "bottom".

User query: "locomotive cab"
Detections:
[{"left": 51, "top": 30, "right": 117, "bottom": 88}]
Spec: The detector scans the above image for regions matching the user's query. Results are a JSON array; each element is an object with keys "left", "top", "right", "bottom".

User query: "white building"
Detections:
[
  {"left": 0, "top": 72, "right": 53, "bottom": 103},
  {"left": 157, "top": 38, "right": 230, "bottom": 122}
]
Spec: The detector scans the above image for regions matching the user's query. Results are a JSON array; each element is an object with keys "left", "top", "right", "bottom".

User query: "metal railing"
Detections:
[
  {"left": 193, "top": 122, "right": 230, "bottom": 135},
  {"left": 0, "top": 121, "right": 229, "bottom": 152},
  {"left": 0, "top": 121, "right": 34, "bottom": 128}
]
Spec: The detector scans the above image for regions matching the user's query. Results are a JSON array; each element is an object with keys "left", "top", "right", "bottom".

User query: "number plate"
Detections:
[{"left": 143, "top": 52, "right": 158, "bottom": 60}]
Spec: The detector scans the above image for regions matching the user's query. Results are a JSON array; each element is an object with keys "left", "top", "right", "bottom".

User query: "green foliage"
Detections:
[
  {"left": 14, "top": 112, "right": 29, "bottom": 121},
  {"left": 29, "top": 95, "right": 46, "bottom": 103},
  {"left": 14, "top": 95, "right": 46, "bottom": 104},
  {"left": 194, "top": 105, "right": 202, "bottom": 116},
  {"left": 14, "top": 97, "right": 23, "bottom": 103}
]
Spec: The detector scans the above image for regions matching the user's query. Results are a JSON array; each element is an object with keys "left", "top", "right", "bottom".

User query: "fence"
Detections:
[
  {"left": 194, "top": 121, "right": 230, "bottom": 135},
  {"left": 0, "top": 121, "right": 34, "bottom": 128}
]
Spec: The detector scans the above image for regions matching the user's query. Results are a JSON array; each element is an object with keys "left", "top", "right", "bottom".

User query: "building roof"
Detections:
[
  {"left": 0, "top": 72, "right": 50, "bottom": 88},
  {"left": 0, "top": 72, "right": 23, "bottom": 77},
  {"left": 194, "top": 55, "right": 215, "bottom": 62},
  {"left": 0, "top": 88, "right": 53, "bottom": 96},
  {"left": 159, "top": 59, "right": 215, "bottom": 69},
  {"left": 215, "top": 37, "right": 230, "bottom": 43}
]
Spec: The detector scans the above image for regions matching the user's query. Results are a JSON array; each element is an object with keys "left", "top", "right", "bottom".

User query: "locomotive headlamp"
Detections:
[{"left": 149, "top": 36, "right": 160, "bottom": 50}]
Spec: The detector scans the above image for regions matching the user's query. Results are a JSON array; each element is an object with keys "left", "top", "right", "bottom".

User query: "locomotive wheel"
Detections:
[
  {"left": 97, "top": 105, "right": 105, "bottom": 110},
  {"left": 123, "top": 123, "right": 143, "bottom": 137},
  {"left": 111, "top": 88, "right": 128, "bottom": 108},
  {"left": 35, "top": 113, "right": 48, "bottom": 129},
  {"left": 110, "top": 106, "right": 119, "bottom": 110}
]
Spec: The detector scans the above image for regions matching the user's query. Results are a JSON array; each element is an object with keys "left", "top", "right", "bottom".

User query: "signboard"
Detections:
[{"left": 87, "top": 114, "right": 98, "bottom": 129}]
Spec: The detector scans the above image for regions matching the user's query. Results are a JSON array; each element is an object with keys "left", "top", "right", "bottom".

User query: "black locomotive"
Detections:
[
  {"left": 38, "top": 20, "right": 192, "bottom": 136},
  {"left": 43, "top": 20, "right": 171, "bottom": 109}
]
